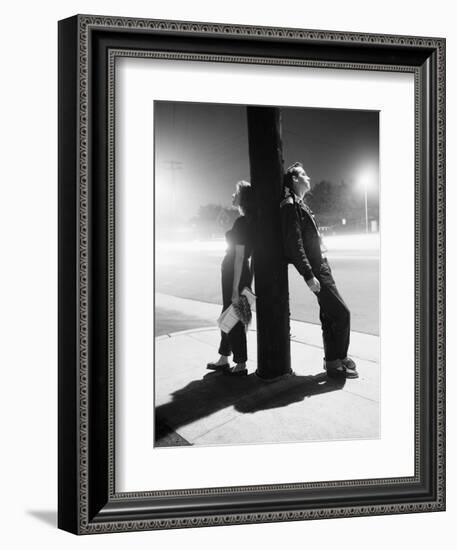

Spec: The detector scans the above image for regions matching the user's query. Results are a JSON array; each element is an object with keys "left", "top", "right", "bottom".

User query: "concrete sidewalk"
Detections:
[{"left": 155, "top": 294, "right": 380, "bottom": 448}]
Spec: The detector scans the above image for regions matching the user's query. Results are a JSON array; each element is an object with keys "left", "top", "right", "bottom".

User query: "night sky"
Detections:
[{"left": 154, "top": 101, "right": 379, "bottom": 224}]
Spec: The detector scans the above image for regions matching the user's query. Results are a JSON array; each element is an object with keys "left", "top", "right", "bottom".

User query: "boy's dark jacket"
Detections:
[{"left": 280, "top": 187, "right": 325, "bottom": 281}]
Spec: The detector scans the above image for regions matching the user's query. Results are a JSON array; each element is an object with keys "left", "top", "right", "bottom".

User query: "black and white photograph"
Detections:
[{"left": 154, "top": 100, "right": 380, "bottom": 447}]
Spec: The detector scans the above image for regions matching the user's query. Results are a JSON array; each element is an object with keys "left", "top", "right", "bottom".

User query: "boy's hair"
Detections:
[{"left": 284, "top": 162, "right": 305, "bottom": 189}]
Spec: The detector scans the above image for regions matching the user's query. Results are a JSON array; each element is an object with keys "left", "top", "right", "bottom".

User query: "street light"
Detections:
[{"left": 358, "top": 170, "right": 376, "bottom": 234}]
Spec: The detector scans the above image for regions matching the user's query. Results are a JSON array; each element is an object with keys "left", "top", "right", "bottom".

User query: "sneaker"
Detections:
[
  {"left": 341, "top": 357, "right": 358, "bottom": 378},
  {"left": 324, "top": 358, "right": 359, "bottom": 379}
]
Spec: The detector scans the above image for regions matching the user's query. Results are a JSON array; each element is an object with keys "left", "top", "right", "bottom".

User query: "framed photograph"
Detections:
[{"left": 58, "top": 14, "right": 445, "bottom": 534}]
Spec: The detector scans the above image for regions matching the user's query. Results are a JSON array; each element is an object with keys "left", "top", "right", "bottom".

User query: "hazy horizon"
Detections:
[{"left": 154, "top": 100, "right": 379, "bottom": 225}]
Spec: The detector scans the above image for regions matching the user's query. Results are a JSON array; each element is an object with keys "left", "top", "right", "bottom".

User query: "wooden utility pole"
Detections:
[{"left": 246, "top": 106, "right": 291, "bottom": 379}]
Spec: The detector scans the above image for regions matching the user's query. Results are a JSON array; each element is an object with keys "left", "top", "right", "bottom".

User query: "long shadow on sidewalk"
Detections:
[{"left": 155, "top": 371, "right": 345, "bottom": 445}]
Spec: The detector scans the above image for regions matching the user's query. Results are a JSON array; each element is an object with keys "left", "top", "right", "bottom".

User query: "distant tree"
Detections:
[
  {"left": 306, "top": 180, "right": 347, "bottom": 225},
  {"left": 306, "top": 179, "right": 379, "bottom": 231}
]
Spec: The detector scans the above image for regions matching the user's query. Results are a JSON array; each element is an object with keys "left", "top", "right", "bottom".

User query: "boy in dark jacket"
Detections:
[{"left": 280, "top": 162, "right": 358, "bottom": 378}]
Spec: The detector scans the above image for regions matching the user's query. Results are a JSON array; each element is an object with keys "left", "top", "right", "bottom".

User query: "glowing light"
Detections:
[
  {"left": 356, "top": 166, "right": 378, "bottom": 234},
  {"left": 357, "top": 167, "right": 377, "bottom": 191}
]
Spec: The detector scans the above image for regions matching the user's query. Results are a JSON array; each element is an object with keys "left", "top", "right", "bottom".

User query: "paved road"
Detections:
[{"left": 156, "top": 243, "right": 379, "bottom": 336}]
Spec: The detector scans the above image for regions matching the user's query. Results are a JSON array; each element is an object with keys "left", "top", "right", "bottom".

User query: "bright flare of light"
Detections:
[{"left": 357, "top": 167, "right": 378, "bottom": 191}]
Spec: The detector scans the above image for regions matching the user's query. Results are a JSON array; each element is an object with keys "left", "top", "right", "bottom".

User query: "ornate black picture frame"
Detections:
[{"left": 58, "top": 14, "right": 445, "bottom": 534}]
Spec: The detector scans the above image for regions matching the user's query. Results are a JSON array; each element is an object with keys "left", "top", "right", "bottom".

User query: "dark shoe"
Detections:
[
  {"left": 206, "top": 362, "right": 229, "bottom": 371},
  {"left": 341, "top": 357, "right": 359, "bottom": 378},
  {"left": 324, "top": 358, "right": 358, "bottom": 379}
]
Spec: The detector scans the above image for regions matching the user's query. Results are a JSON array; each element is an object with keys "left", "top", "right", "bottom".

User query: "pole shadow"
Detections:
[{"left": 155, "top": 370, "right": 345, "bottom": 445}]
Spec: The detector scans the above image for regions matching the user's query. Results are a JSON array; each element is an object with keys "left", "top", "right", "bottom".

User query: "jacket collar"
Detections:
[{"left": 285, "top": 187, "right": 311, "bottom": 211}]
